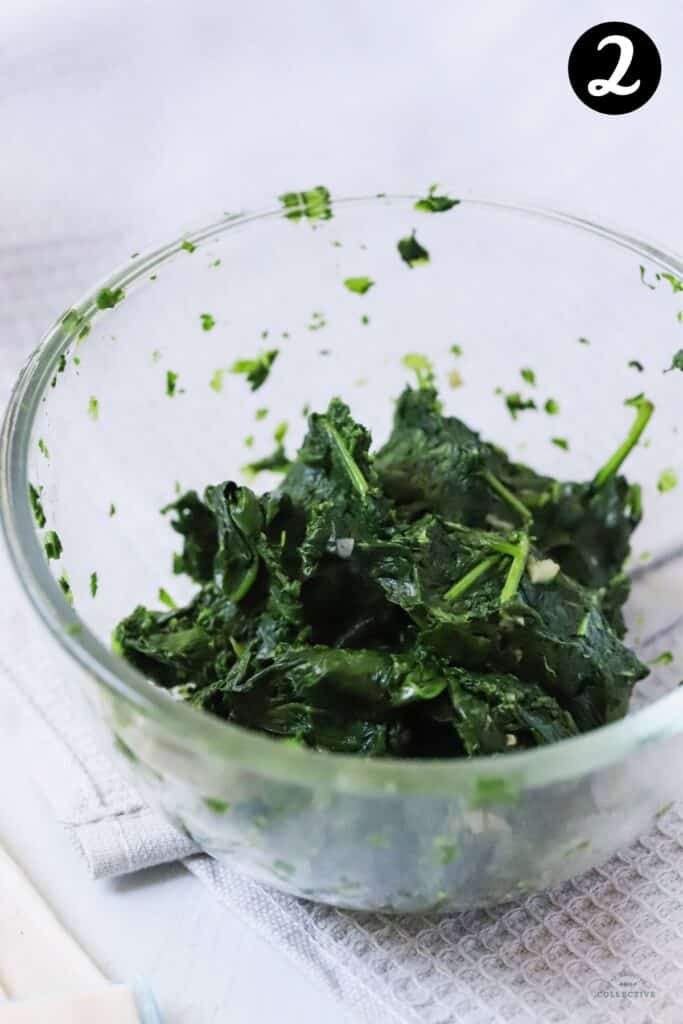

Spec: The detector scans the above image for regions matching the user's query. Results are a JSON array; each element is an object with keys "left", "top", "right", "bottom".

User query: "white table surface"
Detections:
[{"left": 1, "top": 1, "right": 682, "bottom": 1021}]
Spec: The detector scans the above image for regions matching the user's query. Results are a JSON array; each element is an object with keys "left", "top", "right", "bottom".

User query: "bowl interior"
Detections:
[{"left": 11, "top": 196, "right": 683, "bottom": 746}]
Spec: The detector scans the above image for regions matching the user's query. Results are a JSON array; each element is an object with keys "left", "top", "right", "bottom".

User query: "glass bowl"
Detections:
[{"left": 3, "top": 194, "right": 683, "bottom": 913}]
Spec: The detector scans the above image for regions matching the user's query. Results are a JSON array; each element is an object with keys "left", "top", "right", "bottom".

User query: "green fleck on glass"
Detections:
[
  {"left": 273, "top": 421, "right": 288, "bottom": 444},
  {"left": 544, "top": 398, "right": 559, "bottom": 415},
  {"left": 470, "top": 776, "right": 521, "bottom": 808},
  {"left": 181, "top": 240, "right": 196, "bottom": 253},
  {"left": 660, "top": 272, "right": 683, "bottom": 293},
  {"left": 397, "top": 231, "right": 430, "bottom": 268},
  {"left": 88, "top": 396, "right": 99, "bottom": 421},
  {"left": 628, "top": 360, "right": 644, "bottom": 372},
  {"left": 255, "top": 407, "right": 268, "bottom": 420},
  {"left": 109, "top": 503, "right": 117, "bottom": 517},
  {"left": 90, "top": 572, "right": 99, "bottom": 598},
  {"left": 503, "top": 392, "right": 536, "bottom": 420},
  {"left": 96, "top": 287, "right": 125, "bottom": 309},
  {"left": 279, "top": 186, "right": 332, "bottom": 222},
  {"left": 38, "top": 438, "right": 49, "bottom": 459},
  {"left": 343, "top": 276, "right": 374, "bottom": 295},
  {"left": 44, "top": 531, "right": 63, "bottom": 561},
  {"left": 58, "top": 573, "right": 73, "bottom": 605},
  {"left": 578, "top": 336, "right": 591, "bottom": 345},
  {"left": 402, "top": 353, "right": 434, "bottom": 388},
  {"left": 658, "top": 469, "right": 677, "bottom": 493},
  {"left": 639, "top": 265, "right": 656, "bottom": 290},
  {"left": 665, "top": 349, "right": 683, "bottom": 373},
  {"left": 414, "top": 185, "right": 460, "bottom": 213},
  {"left": 520, "top": 367, "right": 536, "bottom": 386},
  {"left": 209, "top": 369, "right": 226, "bottom": 393},
  {"left": 204, "top": 797, "right": 230, "bottom": 814},
  {"left": 166, "top": 371, "right": 179, "bottom": 397},
  {"left": 451, "top": 344, "right": 463, "bottom": 356},
  {"left": 650, "top": 651, "right": 673, "bottom": 665},
  {"left": 552, "top": 437, "right": 569, "bottom": 451},
  {"left": 200, "top": 313, "right": 216, "bottom": 332},
  {"left": 230, "top": 349, "right": 279, "bottom": 391},
  {"left": 158, "top": 587, "right": 177, "bottom": 609},
  {"left": 29, "top": 484, "right": 46, "bottom": 528}
]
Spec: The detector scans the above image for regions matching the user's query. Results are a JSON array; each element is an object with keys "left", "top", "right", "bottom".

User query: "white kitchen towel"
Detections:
[{"left": 5, "top": 550, "right": 683, "bottom": 1024}]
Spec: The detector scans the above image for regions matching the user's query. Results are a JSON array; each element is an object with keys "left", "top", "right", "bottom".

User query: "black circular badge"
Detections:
[{"left": 568, "top": 22, "right": 661, "bottom": 114}]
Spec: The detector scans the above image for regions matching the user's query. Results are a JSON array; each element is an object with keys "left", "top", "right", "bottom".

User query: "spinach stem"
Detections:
[
  {"left": 592, "top": 396, "right": 654, "bottom": 490},
  {"left": 481, "top": 470, "right": 532, "bottom": 528},
  {"left": 325, "top": 422, "right": 369, "bottom": 497},
  {"left": 444, "top": 555, "right": 501, "bottom": 601},
  {"left": 500, "top": 533, "right": 530, "bottom": 604}
]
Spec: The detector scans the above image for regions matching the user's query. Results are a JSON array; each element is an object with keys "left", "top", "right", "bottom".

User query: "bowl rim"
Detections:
[{"left": 3, "top": 193, "right": 683, "bottom": 796}]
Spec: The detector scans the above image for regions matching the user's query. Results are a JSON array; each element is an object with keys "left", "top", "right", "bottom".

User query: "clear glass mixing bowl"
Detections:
[{"left": 3, "top": 195, "right": 683, "bottom": 912}]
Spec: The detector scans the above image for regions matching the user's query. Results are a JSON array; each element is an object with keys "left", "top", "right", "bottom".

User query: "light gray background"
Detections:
[{"left": 1, "top": 1, "right": 681, "bottom": 1021}]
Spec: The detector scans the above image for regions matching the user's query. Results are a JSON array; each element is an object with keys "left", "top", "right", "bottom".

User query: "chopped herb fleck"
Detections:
[
  {"left": 58, "top": 574, "right": 73, "bottom": 604},
  {"left": 152, "top": 349, "right": 162, "bottom": 363},
  {"left": 450, "top": 344, "right": 463, "bottom": 356},
  {"left": 551, "top": 437, "right": 569, "bottom": 451},
  {"left": 158, "top": 587, "right": 176, "bottom": 608},
  {"left": 273, "top": 421, "right": 288, "bottom": 444},
  {"left": 658, "top": 469, "right": 677, "bottom": 493},
  {"left": 255, "top": 407, "right": 268, "bottom": 420},
  {"left": 664, "top": 349, "right": 683, "bottom": 373},
  {"left": 200, "top": 313, "right": 216, "bottom": 332},
  {"left": 361, "top": 314, "right": 370, "bottom": 325},
  {"left": 660, "top": 272, "right": 683, "bottom": 293},
  {"left": 166, "top": 371, "right": 179, "bottom": 397},
  {"left": 211, "top": 258, "right": 221, "bottom": 267},
  {"left": 402, "top": 353, "right": 435, "bottom": 388},
  {"left": 343, "top": 276, "right": 375, "bottom": 295},
  {"left": 448, "top": 369, "right": 463, "bottom": 389},
  {"left": 204, "top": 797, "right": 230, "bottom": 814},
  {"left": 628, "top": 360, "right": 644, "bottom": 372},
  {"left": 90, "top": 572, "right": 99, "bottom": 597},
  {"left": 230, "top": 349, "right": 279, "bottom": 391},
  {"left": 181, "top": 240, "right": 196, "bottom": 253},
  {"left": 243, "top": 445, "right": 290, "bottom": 475},
  {"left": 109, "top": 503, "right": 117, "bottom": 517},
  {"left": 279, "top": 186, "right": 332, "bottom": 222},
  {"left": 244, "top": 435, "right": 254, "bottom": 448},
  {"left": 397, "top": 231, "right": 430, "bottom": 268},
  {"left": 88, "top": 396, "right": 99, "bottom": 421},
  {"left": 96, "top": 287, "right": 125, "bottom": 309},
  {"left": 520, "top": 368, "right": 536, "bottom": 386},
  {"left": 38, "top": 438, "right": 49, "bottom": 459},
  {"left": 414, "top": 185, "right": 460, "bottom": 213},
  {"left": 545, "top": 398, "right": 559, "bottom": 415},
  {"left": 502, "top": 392, "right": 537, "bottom": 420},
  {"left": 44, "top": 531, "right": 63, "bottom": 561},
  {"left": 209, "top": 369, "right": 226, "bottom": 393},
  {"left": 639, "top": 265, "right": 656, "bottom": 290},
  {"left": 577, "top": 336, "right": 591, "bottom": 345},
  {"left": 29, "top": 484, "right": 46, "bottom": 528},
  {"left": 650, "top": 651, "right": 673, "bottom": 665}
]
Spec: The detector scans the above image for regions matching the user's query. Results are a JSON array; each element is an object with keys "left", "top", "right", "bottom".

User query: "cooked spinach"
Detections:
[{"left": 115, "top": 380, "right": 650, "bottom": 758}]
